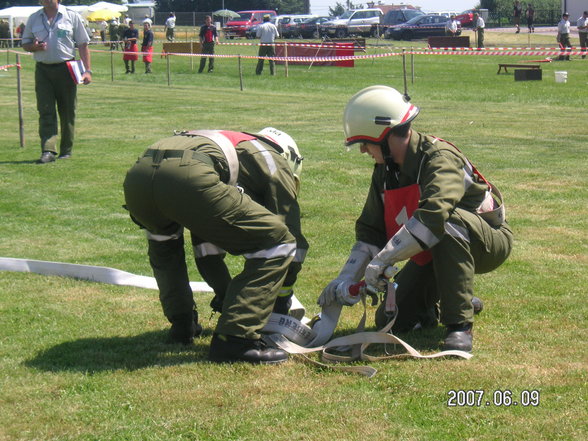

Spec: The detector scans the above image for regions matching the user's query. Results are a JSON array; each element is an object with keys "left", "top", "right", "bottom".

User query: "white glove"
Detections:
[
  {"left": 335, "top": 280, "right": 361, "bottom": 306},
  {"left": 364, "top": 258, "right": 388, "bottom": 292},
  {"left": 318, "top": 278, "right": 343, "bottom": 306},
  {"left": 317, "top": 241, "right": 379, "bottom": 307},
  {"left": 364, "top": 226, "right": 423, "bottom": 289}
]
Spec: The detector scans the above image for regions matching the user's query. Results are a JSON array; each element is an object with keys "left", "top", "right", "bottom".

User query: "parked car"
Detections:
[
  {"left": 321, "top": 9, "right": 383, "bottom": 38},
  {"left": 455, "top": 9, "right": 476, "bottom": 26},
  {"left": 223, "top": 10, "right": 277, "bottom": 39},
  {"left": 296, "top": 16, "right": 330, "bottom": 39},
  {"left": 371, "top": 8, "right": 424, "bottom": 37},
  {"left": 278, "top": 15, "right": 316, "bottom": 38},
  {"left": 385, "top": 14, "right": 461, "bottom": 40}
]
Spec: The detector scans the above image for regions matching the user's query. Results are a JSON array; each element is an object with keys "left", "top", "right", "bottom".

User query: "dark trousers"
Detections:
[
  {"left": 580, "top": 32, "right": 587, "bottom": 58},
  {"left": 558, "top": 34, "right": 571, "bottom": 60},
  {"left": 376, "top": 209, "right": 513, "bottom": 330},
  {"left": 35, "top": 62, "right": 77, "bottom": 155},
  {"left": 199, "top": 42, "right": 215, "bottom": 72},
  {"left": 476, "top": 28, "right": 485, "bottom": 48},
  {"left": 256, "top": 45, "right": 276, "bottom": 75}
]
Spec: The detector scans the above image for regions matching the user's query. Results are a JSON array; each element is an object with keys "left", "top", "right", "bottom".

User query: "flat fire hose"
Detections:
[
  {"left": 0, "top": 256, "right": 308, "bottom": 320},
  {"left": 262, "top": 281, "right": 473, "bottom": 377}
]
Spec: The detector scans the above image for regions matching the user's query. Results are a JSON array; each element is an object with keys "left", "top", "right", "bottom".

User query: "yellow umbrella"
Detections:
[{"left": 87, "top": 9, "right": 120, "bottom": 22}]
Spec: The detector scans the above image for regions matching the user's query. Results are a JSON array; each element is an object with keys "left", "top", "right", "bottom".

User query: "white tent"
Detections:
[
  {"left": 0, "top": 6, "right": 41, "bottom": 47},
  {"left": 0, "top": 5, "right": 92, "bottom": 47},
  {"left": 88, "top": 2, "right": 128, "bottom": 13}
]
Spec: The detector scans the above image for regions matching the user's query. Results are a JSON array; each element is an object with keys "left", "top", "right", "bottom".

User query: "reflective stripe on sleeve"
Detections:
[
  {"left": 244, "top": 243, "right": 296, "bottom": 260},
  {"left": 406, "top": 216, "right": 438, "bottom": 248},
  {"left": 250, "top": 139, "right": 277, "bottom": 175}
]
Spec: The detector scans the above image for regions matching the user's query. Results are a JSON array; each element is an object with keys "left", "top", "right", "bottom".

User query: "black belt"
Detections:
[
  {"left": 142, "top": 149, "right": 214, "bottom": 166},
  {"left": 37, "top": 59, "right": 74, "bottom": 67}
]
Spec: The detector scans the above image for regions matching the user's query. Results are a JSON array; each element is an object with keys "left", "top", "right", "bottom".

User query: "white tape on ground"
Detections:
[{"left": 0, "top": 257, "right": 213, "bottom": 292}]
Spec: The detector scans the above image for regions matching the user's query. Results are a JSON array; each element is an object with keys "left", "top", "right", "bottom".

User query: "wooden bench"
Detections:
[{"left": 497, "top": 64, "right": 541, "bottom": 74}]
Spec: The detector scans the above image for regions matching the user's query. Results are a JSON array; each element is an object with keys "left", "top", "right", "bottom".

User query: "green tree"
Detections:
[
  {"left": 479, "top": 0, "right": 559, "bottom": 14},
  {"left": 329, "top": 2, "right": 346, "bottom": 17}
]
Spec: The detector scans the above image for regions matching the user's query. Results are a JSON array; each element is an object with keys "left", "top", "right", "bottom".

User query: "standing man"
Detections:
[
  {"left": 141, "top": 21, "right": 154, "bottom": 73},
  {"left": 108, "top": 18, "right": 119, "bottom": 50},
  {"left": 319, "top": 86, "right": 512, "bottom": 353},
  {"left": 557, "top": 12, "right": 571, "bottom": 61},
  {"left": 445, "top": 15, "right": 458, "bottom": 37},
  {"left": 123, "top": 129, "right": 303, "bottom": 364},
  {"left": 473, "top": 12, "right": 485, "bottom": 48},
  {"left": 123, "top": 20, "right": 139, "bottom": 74},
  {"left": 256, "top": 15, "right": 279, "bottom": 75},
  {"left": 198, "top": 15, "right": 218, "bottom": 73},
  {"left": 526, "top": 3, "right": 535, "bottom": 33},
  {"left": 99, "top": 19, "right": 107, "bottom": 44},
  {"left": 577, "top": 11, "right": 588, "bottom": 59},
  {"left": 513, "top": 1, "right": 522, "bottom": 33},
  {"left": 165, "top": 12, "right": 176, "bottom": 42},
  {"left": 22, "top": 0, "right": 92, "bottom": 164}
]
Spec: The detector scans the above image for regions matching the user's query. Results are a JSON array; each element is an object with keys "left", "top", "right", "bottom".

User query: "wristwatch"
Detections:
[{"left": 86, "top": 70, "right": 93, "bottom": 74}]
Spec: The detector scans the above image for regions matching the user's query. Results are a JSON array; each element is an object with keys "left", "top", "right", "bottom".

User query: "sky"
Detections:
[{"left": 309, "top": 1, "right": 479, "bottom": 16}]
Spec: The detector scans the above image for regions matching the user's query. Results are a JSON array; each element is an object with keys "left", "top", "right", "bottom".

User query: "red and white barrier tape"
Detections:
[{"left": 0, "top": 63, "right": 20, "bottom": 70}]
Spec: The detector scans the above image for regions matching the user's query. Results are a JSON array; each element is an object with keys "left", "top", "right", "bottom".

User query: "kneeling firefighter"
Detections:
[
  {"left": 318, "top": 86, "right": 513, "bottom": 353},
  {"left": 123, "top": 128, "right": 307, "bottom": 364}
]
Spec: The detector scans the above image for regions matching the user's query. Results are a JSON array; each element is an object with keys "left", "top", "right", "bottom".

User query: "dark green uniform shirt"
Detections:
[{"left": 356, "top": 130, "right": 489, "bottom": 249}]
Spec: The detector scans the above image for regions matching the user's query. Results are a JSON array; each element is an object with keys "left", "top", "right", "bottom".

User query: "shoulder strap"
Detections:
[{"left": 180, "top": 130, "right": 240, "bottom": 186}]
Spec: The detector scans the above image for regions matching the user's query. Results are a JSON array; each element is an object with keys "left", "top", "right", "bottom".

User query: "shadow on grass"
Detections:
[
  {"left": 25, "top": 329, "right": 213, "bottom": 373},
  {"left": 0, "top": 160, "right": 43, "bottom": 165}
]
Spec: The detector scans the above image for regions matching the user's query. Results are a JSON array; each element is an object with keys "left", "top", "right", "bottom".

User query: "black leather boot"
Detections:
[
  {"left": 167, "top": 310, "right": 202, "bottom": 345},
  {"left": 442, "top": 323, "right": 473, "bottom": 352},
  {"left": 472, "top": 296, "right": 484, "bottom": 315},
  {"left": 208, "top": 333, "right": 288, "bottom": 364}
]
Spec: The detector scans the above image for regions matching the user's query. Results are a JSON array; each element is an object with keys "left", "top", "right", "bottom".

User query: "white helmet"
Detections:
[
  {"left": 343, "top": 85, "right": 419, "bottom": 146},
  {"left": 257, "top": 127, "right": 303, "bottom": 182}
]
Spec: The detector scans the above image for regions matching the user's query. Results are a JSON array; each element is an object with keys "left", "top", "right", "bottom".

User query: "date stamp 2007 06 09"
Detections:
[{"left": 447, "top": 389, "right": 540, "bottom": 407}]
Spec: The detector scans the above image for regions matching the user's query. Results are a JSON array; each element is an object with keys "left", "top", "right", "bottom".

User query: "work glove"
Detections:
[
  {"left": 365, "top": 225, "right": 423, "bottom": 289},
  {"left": 317, "top": 241, "right": 379, "bottom": 307}
]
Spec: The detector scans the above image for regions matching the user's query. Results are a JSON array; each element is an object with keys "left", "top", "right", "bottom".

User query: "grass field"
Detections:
[{"left": 0, "top": 30, "right": 587, "bottom": 441}]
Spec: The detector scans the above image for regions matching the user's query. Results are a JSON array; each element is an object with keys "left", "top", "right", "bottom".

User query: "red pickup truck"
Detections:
[{"left": 223, "top": 10, "right": 277, "bottom": 39}]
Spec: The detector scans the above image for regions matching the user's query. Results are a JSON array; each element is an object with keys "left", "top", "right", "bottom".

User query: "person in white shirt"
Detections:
[
  {"left": 256, "top": 15, "right": 279, "bottom": 75},
  {"left": 99, "top": 20, "right": 107, "bottom": 42},
  {"left": 577, "top": 11, "right": 588, "bottom": 59},
  {"left": 165, "top": 12, "right": 176, "bottom": 41},
  {"left": 445, "top": 15, "right": 458, "bottom": 37},
  {"left": 557, "top": 12, "right": 571, "bottom": 61},
  {"left": 473, "top": 12, "right": 485, "bottom": 48}
]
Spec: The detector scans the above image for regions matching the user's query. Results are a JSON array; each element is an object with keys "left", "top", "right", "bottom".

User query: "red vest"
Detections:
[{"left": 383, "top": 184, "right": 432, "bottom": 266}]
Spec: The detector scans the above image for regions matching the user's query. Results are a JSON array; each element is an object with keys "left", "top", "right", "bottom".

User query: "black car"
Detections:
[
  {"left": 385, "top": 14, "right": 461, "bottom": 40},
  {"left": 296, "top": 16, "right": 330, "bottom": 39},
  {"left": 372, "top": 8, "right": 424, "bottom": 37}
]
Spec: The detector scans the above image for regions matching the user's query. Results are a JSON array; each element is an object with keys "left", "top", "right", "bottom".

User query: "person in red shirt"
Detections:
[{"left": 199, "top": 15, "right": 218, "bottom": 73}]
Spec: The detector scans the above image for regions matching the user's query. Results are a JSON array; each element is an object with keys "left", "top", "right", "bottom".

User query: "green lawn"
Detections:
[{"left": 0, "top": 32, "right": 586, "bottom": 440}]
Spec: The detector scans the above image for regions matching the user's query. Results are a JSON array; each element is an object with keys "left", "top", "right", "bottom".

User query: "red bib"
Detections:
[{"left": 384, "top": 184, "right": 432, "bottom": 266}]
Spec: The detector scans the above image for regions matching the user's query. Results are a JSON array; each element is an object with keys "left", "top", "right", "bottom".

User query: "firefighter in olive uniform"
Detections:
[
  {"left": 123, "top": 129, "right": 305, "bottom": 364},
  {"left": 193, "top": 127, "right": 307, "bottom": 317},
  {"left": 318, "top": 86, "right": 513, "bottom": 352}
]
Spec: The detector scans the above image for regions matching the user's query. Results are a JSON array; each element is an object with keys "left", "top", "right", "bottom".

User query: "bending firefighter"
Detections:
[
  {"left": 123, "top": 129, "right": 307, "bottom": 364},
  {"left": 319, "top": 86, "right": 513, "bottom": 353}
]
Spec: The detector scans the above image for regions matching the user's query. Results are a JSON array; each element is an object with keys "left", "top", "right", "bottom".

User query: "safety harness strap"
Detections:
[{"left": 182, "top": 130, "right": 240, "bottom": 186}]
